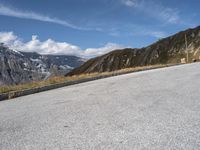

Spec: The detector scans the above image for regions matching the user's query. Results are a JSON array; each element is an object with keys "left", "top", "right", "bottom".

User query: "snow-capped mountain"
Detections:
[{"left": 0, "top": 43, "right": 86, "bottom": 86}]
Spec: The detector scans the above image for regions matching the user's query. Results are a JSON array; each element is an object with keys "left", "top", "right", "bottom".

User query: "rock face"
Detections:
[
  {"left": 67, "top": 26, "right": 200, "bottom": 76},
  {"left": 21, "top": 52, "right": 85, "bottom": 77},
  {"left": 0, "top": 44, "right": 85, "bottom": 86}
]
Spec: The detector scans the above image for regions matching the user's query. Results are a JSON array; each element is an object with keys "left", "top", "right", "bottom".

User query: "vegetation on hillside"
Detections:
[{"left": 0, "top": 64, "right": 171, "bottom": 94}]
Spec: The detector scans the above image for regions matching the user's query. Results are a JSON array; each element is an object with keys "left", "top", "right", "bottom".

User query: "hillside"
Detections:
[
  {"left": 0, "top": 44, "right": 85, "bottom": 85},
  {"left": 67, "top": 26, "right": 200, "bottom": 76}
]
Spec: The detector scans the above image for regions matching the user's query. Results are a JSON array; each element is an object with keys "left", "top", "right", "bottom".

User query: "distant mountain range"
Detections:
[
  {"left": 0, "top": 44, "right": 86, "bottom": 86},
  {"left": 67, "top": 26, "right": 200, "bottom": 76}
]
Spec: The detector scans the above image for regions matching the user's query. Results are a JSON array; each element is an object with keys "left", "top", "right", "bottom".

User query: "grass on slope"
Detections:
[{"left": 0, "top": 64, "right": 172, "bottom": 94}]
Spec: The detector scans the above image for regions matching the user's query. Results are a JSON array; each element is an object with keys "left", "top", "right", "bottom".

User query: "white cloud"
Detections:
[
  {"left": 147, "top": 31, "right": 167, "bottom": 38},
  {"left": 0, "top": 4, "right": 93, "bottom": 31},
  {"left": 23, "top": 35, "right": 82, "bottom": 56},
  {"left": 121, "top": 0, "right": 138, "bottom": 7},
  {"left": 0, "top": 31, "right": 18, "bottom": 43},
  {"left": 131, "top": 28, "right": 167, "bottom": 39},
  {"left": 121, "top": 0, "right": 180, "bottom": 24},
  {"left": 0, "top": 31, "right": 82, "bottom": 56},
  {"left": 0, "top": 32, "right": 123, "bottom": 58},
  {"left": 84, "top": 43, "right": 123, "bottom": 57},
  {"left": 159, "top": 8, "right": 180, "bottom": 24}
]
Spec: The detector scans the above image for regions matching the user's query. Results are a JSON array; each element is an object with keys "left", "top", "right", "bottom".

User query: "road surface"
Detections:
[{"left": 1, "top": 63, "right": 200, "bottom": 150}]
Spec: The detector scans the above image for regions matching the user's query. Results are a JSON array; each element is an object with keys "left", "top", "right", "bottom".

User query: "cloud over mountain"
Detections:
[{"left": 0, "top": 32, "right": 123, "bottom": 58}]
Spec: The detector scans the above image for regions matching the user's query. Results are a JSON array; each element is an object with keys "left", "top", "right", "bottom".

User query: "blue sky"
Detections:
[{"left": 0, "top": 0, "right": 199, "bottom": 57}]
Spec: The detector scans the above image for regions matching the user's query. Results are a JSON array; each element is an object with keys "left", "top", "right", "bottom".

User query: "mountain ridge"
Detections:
[{"left": 66, "top": 26, "right": 200, "bottom": 76}]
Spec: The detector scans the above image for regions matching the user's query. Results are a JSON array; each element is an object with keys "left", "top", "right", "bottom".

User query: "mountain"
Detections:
[
  {"left": 0, "top": 43, "right": 85, "bottom": 86},
  {"left": 66, "top": 26, "right": 200, "bottom": 76},
  {"left": 20, "top": 52, "right": 85, "bottom": 77}
]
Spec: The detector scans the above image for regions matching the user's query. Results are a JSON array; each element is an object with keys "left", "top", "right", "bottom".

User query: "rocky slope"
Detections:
[
  {"left": 67, "top": 26, "right": 200, "bottom": 76},
  {"left": 0, "top": 44, "right": 85, "bottom": 86},
  {"left": 21, "top": 52, "right": 85, "bottom": 77}
]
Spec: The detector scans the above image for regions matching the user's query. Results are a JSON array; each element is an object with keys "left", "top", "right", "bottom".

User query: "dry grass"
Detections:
[{"left": 0, "top": 64, "right": 171, "bottom": 94}]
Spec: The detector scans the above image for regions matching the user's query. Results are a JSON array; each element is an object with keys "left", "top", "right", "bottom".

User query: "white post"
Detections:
[{"left": 185, "top": 34, "right": 189, "bottom": 63}]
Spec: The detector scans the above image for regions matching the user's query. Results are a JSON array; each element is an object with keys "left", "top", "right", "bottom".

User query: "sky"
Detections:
[{"left": 0, "top": 0, "right": 199, "bottom": 58}]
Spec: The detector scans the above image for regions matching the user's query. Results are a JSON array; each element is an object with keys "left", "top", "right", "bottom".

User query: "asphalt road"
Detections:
[{"left": 1, "top": 63, "right": 200, "bottom": 150}]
